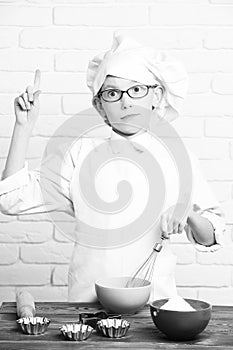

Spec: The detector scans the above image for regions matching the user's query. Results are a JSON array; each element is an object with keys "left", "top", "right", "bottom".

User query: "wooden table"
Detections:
[{"left": 0, "top": 301, "right": 233, "bottom": 349}]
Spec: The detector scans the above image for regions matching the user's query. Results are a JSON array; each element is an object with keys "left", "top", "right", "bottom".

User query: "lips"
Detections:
[{"left": 121, "top": 114, "right": 139, "bottom": 119}]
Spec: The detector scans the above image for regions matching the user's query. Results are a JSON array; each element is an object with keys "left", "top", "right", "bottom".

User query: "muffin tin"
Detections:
[
  {"left": 16, "top": 311, "right": 130, "bottom": 341},
  {"left": 16, "top": 316, "right": 50, "bottom": 335},
  {"left": 97, "top": 318, "right": 130, "bottom": 338},
  {"left": 60, "top": 323, "right": 94, "bottom": 341}
]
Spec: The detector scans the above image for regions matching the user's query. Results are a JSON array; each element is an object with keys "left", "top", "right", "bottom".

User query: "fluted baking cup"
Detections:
[
  {"left": 97, "top": 318, "right": 130, "bottom": 338},
  {"left": 16, "top": 316, "right": 50, "bottom": 335},
  {"left": 60, "top": 323, "right": 93, "bottom": 341}
]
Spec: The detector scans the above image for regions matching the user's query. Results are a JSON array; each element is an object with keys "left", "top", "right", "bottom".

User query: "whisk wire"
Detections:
[{"left": 126, "top": 241, "right": 163, "bottom": 288}]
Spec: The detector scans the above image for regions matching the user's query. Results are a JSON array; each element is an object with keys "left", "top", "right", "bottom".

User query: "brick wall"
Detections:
[{"left": 0, "top": 0, "right": 232, "bottom": 305}]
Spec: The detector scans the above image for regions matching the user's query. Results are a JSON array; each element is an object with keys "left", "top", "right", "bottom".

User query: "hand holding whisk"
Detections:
[
  {"left": 125, "top": 239, "right": 163, "bottom": 288},
  {"left": 125, "top": 203, "right": 189, "bottom": 288}
]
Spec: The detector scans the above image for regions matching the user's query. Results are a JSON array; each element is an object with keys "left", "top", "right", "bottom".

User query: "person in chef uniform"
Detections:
[{"left": 0, "top": 33, "right": 225, "bottom": 302}]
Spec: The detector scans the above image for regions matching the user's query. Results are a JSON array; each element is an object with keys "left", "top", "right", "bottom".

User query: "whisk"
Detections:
[{"left": 125, "top": 240, "right": 163, "bottom": 288}]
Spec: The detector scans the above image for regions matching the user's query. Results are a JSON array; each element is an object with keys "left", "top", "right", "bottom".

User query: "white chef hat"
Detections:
[{"left": 87, "top": 32, "right": 188, "bottom": 122}]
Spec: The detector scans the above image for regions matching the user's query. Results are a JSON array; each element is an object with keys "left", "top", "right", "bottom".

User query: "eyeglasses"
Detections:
[{"left": 98, "top": 84, "right": 158, "bottom": 103}]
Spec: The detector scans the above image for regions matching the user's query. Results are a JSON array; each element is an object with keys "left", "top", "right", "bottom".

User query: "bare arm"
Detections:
[
  {"left": 160, "top": 204, "right": 215, "bottom": 247},
  {"left": 2, "top": 70, "right": 41, "bottom": 180},
  {"left": 187, "top": 211, "right": 215, "bottom": 246}
]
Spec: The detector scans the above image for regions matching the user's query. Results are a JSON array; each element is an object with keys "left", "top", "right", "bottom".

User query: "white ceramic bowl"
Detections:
[{"left": 95, "top": 276, "right": 151, "bottom": 314}]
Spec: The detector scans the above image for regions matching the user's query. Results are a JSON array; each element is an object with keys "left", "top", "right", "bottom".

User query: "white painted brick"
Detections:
[
  {"left": 0, "top": 94, "right": 59, "bottom": 119},
  {"left": 0, "top": 138, "right": 10, "bottom": 157},
  {"left": 40, "top": 73, "right": 88, "bottom": 93},
  {"left": 40, "top": 94, "right": 62, "bottom": 115},
  {"left": 55, "top": 51, "right": 96, "bottom": 72},
  {"left": 182, "top": 95, "right": 233, "bottom": 117},
  {"left": 13, "top": 286, "right": 68, "bottom": 301},
  {"left": 0, "top": 28, "right": 18, "bottom": 48},
  {"left": 198, "top": 288, "right": 233, "bottom": 306},
  {"left": 172, "top": 50, "right": 233, "bottom": 73},
  {"left": 209, "top": 182, "right": 233, "bottom": 203},
  {"left": 54, "top": 222, "right": 76, "bottom": 243},
  {"left": 33, "top": 115, "right": 71, "bottom": 136},
  {"left": 221, "top": 225, "right": 233, "bottom": 245},
  {"left": 231, "top": 142, "right": 233, "bottom": 159},
  {"left": 175, "top": 265, "right": 231, "bottom": 287},
  {"left": 0, "top": 265, "right": 51, "bottom": 285},
  {"left": 221, "top": 201, "right": 233, "bottom": 224},
  {"left": 62, "top": 94, "right": 92, "bottom": 114},
  {"left": 212, "top": 74, "right": 233, "bottom": 95},
  {"left": 171, "top": 244, "right": 196, "bottom": 264},
  {"left": 177, "top": 288, "right": 198, "bottom": 300},
  {"left": 172, "top": 117, "right": 204, "bottom": 137},
  {"left": 0, "top": 222, "right": 53, "bottom": 243},
  {"left": 0, "top": 287, "right": 16, "bottom": 302},
  {"left": 52, "top": 265, "right": 69, "bottom": 285},
  {"left": 0, "top": 50, "right": 53, "bottom": 72},
  {"left": 54, "top": 5, "right": 148, "bottom": 26},
  {"left": 52, "top": 0, "right": 112, "bottom": 2},
  {"left": 197, "top": 245, "right": 233, "bottom": 265},
  {"left": 150, "top": 4, "right": 233, "bottom": 25},
  {"left": 199, "top": 160, "right": 233, "bottom": 181},
  {"left": 205, "top": 118, "right": 233, "bottom": 138},
  {"left": 188, "top": 73, "right": 211, "bottom": 94},
  {"left": 0, "top": 6, "right": 52, "bottom": 26},
  {"left": 0, "top": 115, "right": 14, "bottom": 137},
  {"left": 118, "top": 28, "right": 203, "bottom": 50},
  {"left": 0, "top": 72, "right": 39, "bottom": 93},
  {"left": 26, "top": 0, "right": 54, "bottom": 3},
  {"left": 0, "top": 245, "right": 18, "bottom": 264},
  {"left": 0, "top": 94, "right": 16, "bottom": 116},
  {"left": 183, "top": 138, "right": 229, "bottom": 160},
  {"left": 20, "top": 28, "right": 113, "bottom": 50},
  {"left": 153, "top": 0, "right": 208, "bottom": 2},
  {"left": 21, "top": 242, "right": 74, "bottom": 263},
  {"left": 20, "top": 27, "right": 203, "bottom": 50},
  {"left": 210, "top": 0, "right": 233, "bottom": 2},
  {"left": 205, "top": 29, "right": 233, "bottom": 49}
]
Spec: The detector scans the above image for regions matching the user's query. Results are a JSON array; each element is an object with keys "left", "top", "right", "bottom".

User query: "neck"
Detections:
[{"left": 112, "top": 127, "right": 146, "bottom": 139}]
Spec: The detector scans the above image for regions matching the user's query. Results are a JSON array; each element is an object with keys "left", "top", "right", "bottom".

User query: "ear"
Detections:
[
  {"left": 92, "top": 96, "right": 111, "bottom": 126},
  {"left": 152, "top": 86, "right": 164, "bottom": 109},
  {"left": 92, "top": 96, "right": 106, "bottom": 118}
]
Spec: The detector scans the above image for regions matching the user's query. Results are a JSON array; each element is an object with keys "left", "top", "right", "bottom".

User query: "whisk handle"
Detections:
[{"left": 153, "top": 243, "right": 163, "bottom": 252}]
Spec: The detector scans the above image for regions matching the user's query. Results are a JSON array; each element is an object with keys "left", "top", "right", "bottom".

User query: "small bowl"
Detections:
[
  {"left": 95, "top": 276, "right": 151, "bottom": 314},
  {"left": 97, "top": 318, "right": 130, "bottom": 338},
  {"left": 16, "top": 316, "right": 50, "bottom": 335},
  {"left": 60, "top": 323, "right": 93, "bottom": 341},
  {"left": 150, "top": 298, "right": 212, "bottom": 340}
]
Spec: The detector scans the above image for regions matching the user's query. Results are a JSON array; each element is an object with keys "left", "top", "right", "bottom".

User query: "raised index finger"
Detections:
[{"left": 33, "top": 69, "right": 41, "bottom": 92}]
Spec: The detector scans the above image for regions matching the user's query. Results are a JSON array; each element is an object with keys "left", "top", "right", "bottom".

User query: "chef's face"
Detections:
[{"left": 94, "top": 76, "right": 162, "bottom": 136}]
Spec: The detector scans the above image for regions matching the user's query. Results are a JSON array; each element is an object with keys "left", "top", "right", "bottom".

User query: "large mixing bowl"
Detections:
[
  {"left": 150, "top": 298, "right": 212, "bottom": 340},
  {"left": 95, "top": 276, "right": 151, "bottom": 314}
]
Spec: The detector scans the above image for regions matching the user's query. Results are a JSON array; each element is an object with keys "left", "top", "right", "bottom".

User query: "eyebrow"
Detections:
[{"left": 102, "top": 84, "right": 119, "bottom": 90}]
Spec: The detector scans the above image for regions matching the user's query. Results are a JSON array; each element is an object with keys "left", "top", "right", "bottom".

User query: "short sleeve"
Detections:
[{"left": 185, "top": 151, "right": 225, "bottom": 252}]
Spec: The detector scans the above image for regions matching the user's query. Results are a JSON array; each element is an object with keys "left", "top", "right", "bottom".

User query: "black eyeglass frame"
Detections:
[{"left": 97, "top": 84, "right": 159, "bottom": 103}]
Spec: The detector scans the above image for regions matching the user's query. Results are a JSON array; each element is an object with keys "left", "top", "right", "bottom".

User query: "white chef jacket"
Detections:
[{"left": 0, "top": 127, "right": 225, "bottom": 302}]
